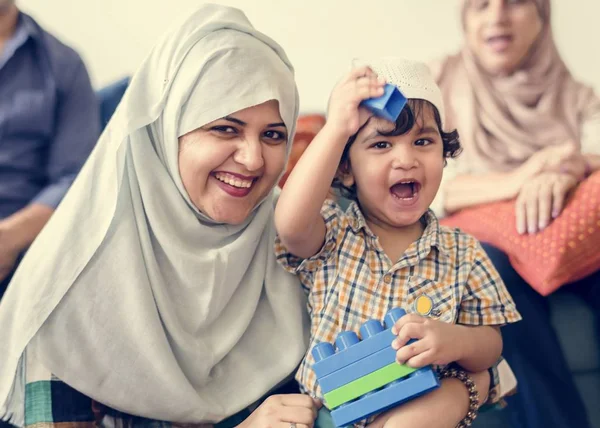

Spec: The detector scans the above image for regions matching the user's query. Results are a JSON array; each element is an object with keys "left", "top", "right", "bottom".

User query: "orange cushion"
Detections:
[
  {"left": 440, "top": 171, "right": 600, "bottom": 296},
  {"left": 279, "top": 114, "right": 326, "bottom": 188}
]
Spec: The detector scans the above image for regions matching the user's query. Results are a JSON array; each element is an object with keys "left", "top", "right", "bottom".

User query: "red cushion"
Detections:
[
  {"left": 440, "top": 172, "right": 600, "bottom": 296},
  {"left": 279, "top": 114, "right": 326, "bottom": 188}
]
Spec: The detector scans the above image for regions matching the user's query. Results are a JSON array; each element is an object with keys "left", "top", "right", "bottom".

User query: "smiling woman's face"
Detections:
[{"left": 178, "top": 100, "right": 288, "bottom": 224}]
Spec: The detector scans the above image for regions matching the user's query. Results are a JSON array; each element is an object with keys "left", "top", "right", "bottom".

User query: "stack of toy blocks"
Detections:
[{"left": 312, "top": 308, "right": 440, "bottom": 427}]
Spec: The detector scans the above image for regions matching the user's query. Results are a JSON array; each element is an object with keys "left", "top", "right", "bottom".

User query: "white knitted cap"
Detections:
[{"left": 353, "top": 57, "right": 445, "bottom": 128}]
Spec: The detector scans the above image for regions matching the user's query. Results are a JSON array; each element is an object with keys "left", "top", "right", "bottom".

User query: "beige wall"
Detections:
[{"left": 20, "top": 0, "right": 600, "bottom": 112}]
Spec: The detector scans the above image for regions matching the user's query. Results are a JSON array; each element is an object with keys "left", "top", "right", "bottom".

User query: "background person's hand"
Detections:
[
  {"left": 515, "top": 172, "right": 578, "bottom": 234},
  {"left": 516, "top": 143, "right": 576, "bottom": 183}
]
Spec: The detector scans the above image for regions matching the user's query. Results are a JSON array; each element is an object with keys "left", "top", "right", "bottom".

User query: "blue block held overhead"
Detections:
[{"left": 360, "top": 83, "right": 407, "bottom": 123}]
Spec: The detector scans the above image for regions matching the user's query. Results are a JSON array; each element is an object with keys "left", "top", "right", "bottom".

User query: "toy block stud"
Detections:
[
  {"left": 335, "top": 331, "right": 360, "bottom": 352},
  {"left": 384, "top": 308, "right": 407, "bottom": 328},
  {"left": 360, "top": 83, "right": 407, "bottom": 123},
  {"left": 312, "top": 342, "right": 335, "bottom": 363},
  {"left": 360, "top": 320, "right": 384, "bottom": 339}
]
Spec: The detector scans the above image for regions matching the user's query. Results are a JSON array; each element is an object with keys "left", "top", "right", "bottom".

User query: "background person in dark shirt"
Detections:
[{"left": 0, "top": 0, "right": 100, "bottom": 298}]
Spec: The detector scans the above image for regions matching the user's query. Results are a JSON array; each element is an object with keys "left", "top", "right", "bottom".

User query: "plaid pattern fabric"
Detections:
[
  {"left": 275, "top": 199, "right": 521, "bottom": 403},
  {"left": 23, "top": 355, "right": 251, "bottom": 428}
]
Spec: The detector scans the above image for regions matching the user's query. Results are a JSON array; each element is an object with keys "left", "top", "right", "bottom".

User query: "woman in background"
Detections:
[{"left": 432, "top": 0, "right": 600, "bottom": 427}]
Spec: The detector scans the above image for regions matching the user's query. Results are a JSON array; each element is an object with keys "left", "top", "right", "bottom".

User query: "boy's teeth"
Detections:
[{"left": 215, "top": 173, "right": 253, "bottom": 188}]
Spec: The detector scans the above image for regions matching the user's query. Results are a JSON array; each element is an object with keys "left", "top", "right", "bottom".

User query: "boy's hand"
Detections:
[
  {"left": 325, "top": 66, "right": 386, "bottom": 140},
  {"left": 391, "top": 314, "right": 463, "bottom": 368}
]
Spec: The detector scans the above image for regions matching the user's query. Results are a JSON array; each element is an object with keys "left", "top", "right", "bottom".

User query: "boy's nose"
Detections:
[{"left": 391, "top": 146, "right": 418, "bottom": 170}]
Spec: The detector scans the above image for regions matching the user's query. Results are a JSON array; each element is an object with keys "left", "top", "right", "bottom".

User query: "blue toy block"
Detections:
[
  {"left": 312, "top": 308, "right": 406, "bottom": 378},
  {"left": 330, "top": 367, "right": 440, "bottom": 427},
  {"left": 360, "top": 83, "right": 407, "bottom": 123},
  {"left": 317, "top": 345, "right": 399, "bottom": 393},
  {"left": 313, "top": 330, "right": 394, "bottom": 378}
]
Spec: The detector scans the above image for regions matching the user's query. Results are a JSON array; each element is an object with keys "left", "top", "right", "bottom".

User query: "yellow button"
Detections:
[{"left": 383, "top": 274, "right": 392, "bottom": 284}]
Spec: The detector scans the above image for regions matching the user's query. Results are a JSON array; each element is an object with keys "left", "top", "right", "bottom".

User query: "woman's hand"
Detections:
[
  {"left": 515, "top": 143, "right": 576, "bottom": 184},
  {"left": 515, "top": 172, "right": 578, "bottom": 234},
  {"left": 237, "top": 394, "right": 321, "bottom": 428},
  {"left": 324, "top": 66, "right": 385, "bottom": 140},
  {"left": 545, "top": 154, "right": 590, "bottom": 182}
]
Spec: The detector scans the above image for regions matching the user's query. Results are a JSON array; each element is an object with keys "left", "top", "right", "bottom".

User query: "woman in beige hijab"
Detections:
[
  {"left": 0, "top": 4, "right": 322, "bottom": 428},
  {"left": 431, "top": 1, "right": 600, "bottom": 427}
]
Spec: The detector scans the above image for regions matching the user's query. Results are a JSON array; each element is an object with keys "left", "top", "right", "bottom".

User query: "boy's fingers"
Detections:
[
  {"left": 395, "top": 339, "right": 428, "bottom": 364},
  {"left": 392, "top": 314, "right": 425, "bottom": 335},
  {"left": 348, "top": 65, "right": 374, "bottom": 80}
]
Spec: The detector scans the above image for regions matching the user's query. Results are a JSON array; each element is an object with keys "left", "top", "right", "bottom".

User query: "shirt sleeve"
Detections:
[
  {"left": 33, "top": 56, "right": 100, "bottom": 208},
  {"left": 274, "top": 199, "right": 343, "bottom": 291},
  {"left": 458, "top": 239, "right": 522, "bottom": 326}
]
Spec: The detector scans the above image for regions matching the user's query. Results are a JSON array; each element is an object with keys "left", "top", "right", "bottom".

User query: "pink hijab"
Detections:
[{"left": 433, "top": 0, "right": 600, "bottom": 172}]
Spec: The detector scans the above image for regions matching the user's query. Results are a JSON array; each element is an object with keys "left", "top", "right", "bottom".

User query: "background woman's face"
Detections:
[{"left": 464, "top": 0, "right": 543, "bottom": 76}]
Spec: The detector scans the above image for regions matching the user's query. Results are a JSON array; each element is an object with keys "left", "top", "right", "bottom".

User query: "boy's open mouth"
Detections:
[{"left": 390, "top": 180, "right": 421, "bottom": 200}]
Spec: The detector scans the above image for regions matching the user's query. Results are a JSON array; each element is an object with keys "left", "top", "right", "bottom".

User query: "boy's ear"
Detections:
[{"left": 337, "top": 160, "right": 355, "bottom": 188}]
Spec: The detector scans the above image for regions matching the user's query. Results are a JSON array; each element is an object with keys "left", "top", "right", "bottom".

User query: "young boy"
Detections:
[{"left": 274, "top": 57, "right": 521, "bottom": 427}]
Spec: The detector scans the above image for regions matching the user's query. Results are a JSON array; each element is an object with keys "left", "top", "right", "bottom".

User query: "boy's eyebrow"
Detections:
[
  {"left": 417, "top": 126, "right": 440, "bottom": 135},
  {"left": 359, "top": 127, "right": 388, "bottom": 143}
]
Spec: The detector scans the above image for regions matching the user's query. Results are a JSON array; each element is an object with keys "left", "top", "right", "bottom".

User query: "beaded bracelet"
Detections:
[{"left": 438, "top": 367, "right": 480, "bottom": 428}]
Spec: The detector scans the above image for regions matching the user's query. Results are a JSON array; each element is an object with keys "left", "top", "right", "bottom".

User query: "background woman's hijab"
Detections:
[
  {"left": 0, "top": 4, "right": 308, "bottom": 426},
  {"left": 433, "top": 0, "right": 600, "bottom": 172}
]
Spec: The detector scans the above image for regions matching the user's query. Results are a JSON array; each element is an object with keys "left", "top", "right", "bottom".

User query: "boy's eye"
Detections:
[
  {"left": 371, "top": 141, "right": 391, "bottom": 149},
  {"left": 415, "top": 139, "right": 433, "bottom": 146}
]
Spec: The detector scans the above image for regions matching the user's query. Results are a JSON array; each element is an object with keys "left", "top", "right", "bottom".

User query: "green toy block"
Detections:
[{"left": 323, "top": 362, "right": 417, "bottom": 409}]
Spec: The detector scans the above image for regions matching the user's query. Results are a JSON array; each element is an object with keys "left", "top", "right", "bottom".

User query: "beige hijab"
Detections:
[
  {"left": 432, "top": 0, "right": 600, "bottom": 172},
  {"left": 0, "top": 4, "right": 308, "bottom": 426}
]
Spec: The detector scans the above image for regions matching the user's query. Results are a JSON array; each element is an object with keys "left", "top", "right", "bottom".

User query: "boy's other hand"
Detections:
[{"left": 391, "top": 314, "right": 463, "bottom": 368}]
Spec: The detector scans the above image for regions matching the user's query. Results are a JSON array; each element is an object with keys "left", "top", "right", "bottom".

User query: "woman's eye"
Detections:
[
  {"left": 469, "top": 0, "right": 489, "bottom": 11},
  {"left": 265, "top": 131, "right": 287, "bottom": 140},
  {"left": 211, "top": 126, "right": 237, "bottom": 134},
  {"left": 264, "top": 130, "right": 287, "bottom": 142}
]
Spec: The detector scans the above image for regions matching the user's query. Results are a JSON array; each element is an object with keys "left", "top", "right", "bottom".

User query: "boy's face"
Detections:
[{"left": 342, "top": 105, "right": 444, "bottom": 230}]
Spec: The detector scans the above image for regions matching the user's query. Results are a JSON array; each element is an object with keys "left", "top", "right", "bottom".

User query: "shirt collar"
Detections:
[
  {"left": 346, "top": 200, "right": 449, "bottom": 258},
  {"left": 0, "top": 12, "right": 35, "bottom": 70}
]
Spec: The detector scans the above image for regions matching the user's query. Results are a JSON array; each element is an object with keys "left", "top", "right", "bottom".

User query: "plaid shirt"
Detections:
[{"left": 275, "top": 199, "right": 521, "bottom": 402}]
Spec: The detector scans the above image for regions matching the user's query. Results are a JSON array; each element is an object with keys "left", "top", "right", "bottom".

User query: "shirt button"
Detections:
[{"left": 383, "top": 274, "right": 392, "bottom": 284}]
